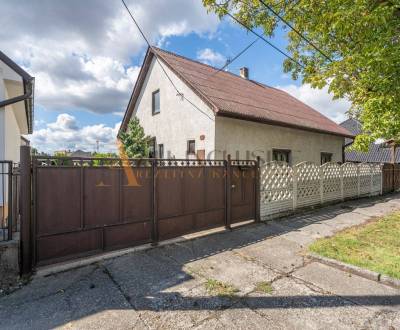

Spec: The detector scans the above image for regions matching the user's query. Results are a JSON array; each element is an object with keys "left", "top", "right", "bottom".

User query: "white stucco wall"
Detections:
[
  {"left": 0, "top": 62, "right": 23, "bottom": 163},
  {"left": 130, "top": 57, "right": 215, "bottom": 159},
  {"left": 0, "top": 61, "right": 28, "bottom": 162},
  {"left": 4, "top": 106, "right": 21, "bottom": 162},
  {"left": 215, "top": 116, "right": 344, "bottom": 164}
]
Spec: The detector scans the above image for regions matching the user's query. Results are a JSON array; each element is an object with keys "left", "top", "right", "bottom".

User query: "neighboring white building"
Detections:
[
  {"left": 119, "top": 47, "right": 352, "bottom": 164},
  {"left": 0, "top": 51, "right": 34, "bottom": 163}
]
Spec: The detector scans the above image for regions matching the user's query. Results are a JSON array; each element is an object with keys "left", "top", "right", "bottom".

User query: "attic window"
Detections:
[{"left": 152, "top": 89, "right": 160, "bottom": 115}]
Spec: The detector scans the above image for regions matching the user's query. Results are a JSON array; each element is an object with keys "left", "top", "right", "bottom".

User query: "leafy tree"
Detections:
[
  {"left": 91, "top": 152, "right": 118, "bottom": 158},
  {"left": 31, "top": 147, "right": 39, "bottom": 156},
  {"left": 119, "top": 117, "right": 151, "bottom": 158},
  {"left": 203, "top": 0, "right": 400, "bottom": 150},
  {"left": 53, "top": 151, "right": 68, "bottom": 157},
  {"left": 91, "top": 152, "right": 119, "bottom": 166}
]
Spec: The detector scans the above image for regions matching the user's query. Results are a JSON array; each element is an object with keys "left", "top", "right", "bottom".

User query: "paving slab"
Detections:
[
  {"left": 193, "top": 302, "right": 274, "bottom": 329},
  {"left": 103, "top": 249, "right": 199, "bottom": 304},
  {"left": 293, "top": 262, "right": 400, "bottom": 312},
  {"left": 0, "top": 264, "right": 98, "bottom": 308},
  {"left": 244, "top": 276, "right": 375, "bottom": 330},
  {"left": 137, "top": 276, "right": 238, "bottom": 329},
  {"left": 238, "top": 236, "right": 305, "bottom": 273},
  {"left": 157, "top": 222, "right": 283, "bottom": 267},
  {"left": 0, "top": 267, "right": 141, "bottom": 330},
  {"left": 350, "top": 200, "right": 399, "bottom": 218},
  {"left": 293, "top": 222, "right": 337, "bottom": 240},
  {"left": 320, "top": 211, "right": 371, "bottom": 232},
  {"left": 363, "top": 310, "right": 400, "bottom": 329},
  {"left": 274, "top": 227, "right": 316, "bottom": 247},
  {"left": 186, "top": 250, "right": 279, "bottom": 295}
]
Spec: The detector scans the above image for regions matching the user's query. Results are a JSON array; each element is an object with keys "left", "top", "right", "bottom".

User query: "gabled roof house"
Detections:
[{"left": 119, "top": 47, "right": 352, "bottom": 164}]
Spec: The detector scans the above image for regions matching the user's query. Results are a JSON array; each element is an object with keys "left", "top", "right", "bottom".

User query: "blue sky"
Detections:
[{"left": 0, "top": 0, "right": 350, "bottom": 153}]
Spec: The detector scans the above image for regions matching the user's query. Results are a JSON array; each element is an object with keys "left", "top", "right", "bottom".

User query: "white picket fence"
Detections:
[{"left": 260, "top": 161, "right": 382, "bottom": 220}]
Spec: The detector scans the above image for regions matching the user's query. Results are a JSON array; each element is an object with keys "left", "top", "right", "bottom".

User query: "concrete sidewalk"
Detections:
[{"left": 1, "top": 194, "right": 399, "bottom": 329}]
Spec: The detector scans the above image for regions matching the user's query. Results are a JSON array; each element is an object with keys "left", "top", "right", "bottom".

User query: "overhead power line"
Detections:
[
  {"left": 206, "top": 39, "right": 258, "bottom": 79},
  {"left": 121, "top": 0, "right": 214, "bottom": 121},
  {"left": 217, "top": 4, "right": 304, "bottom": 69},
  {"left": 257, "top": 0, "right": 332, "bottom": 62}
]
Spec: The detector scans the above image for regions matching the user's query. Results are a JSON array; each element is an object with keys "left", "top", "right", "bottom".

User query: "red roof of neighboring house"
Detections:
[{"left": 120, "top": 47, "right": 353, "bottom": 138}]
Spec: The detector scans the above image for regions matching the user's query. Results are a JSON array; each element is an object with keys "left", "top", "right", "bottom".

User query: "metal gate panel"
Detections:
[
  {"left": 84, "top": 168, "right": 120, "bottom": 227},
  {"left": 36, "top": 167, "right": 81, "bottom": 236},
  {"left": 120, "top": 168, "right": 152, "bottom": 223},
  {"left": 104, "top": 221, "right": 151, "bottom": 251},
  {"left": 36, "top": 229, "right": 102, "bottom": 266},
  {"left": 231, "top": 164, "right": 256, "bottom": 223}
]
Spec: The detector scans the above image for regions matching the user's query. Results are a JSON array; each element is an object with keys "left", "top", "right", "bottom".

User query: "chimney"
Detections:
[{"left": 240, "top": 67, "right": 249, "bottom": 79}]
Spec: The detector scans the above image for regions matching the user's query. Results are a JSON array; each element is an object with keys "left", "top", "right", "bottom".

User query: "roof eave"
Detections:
[{"left": 118, "top": 47, "right": 153, "bottom": 137}]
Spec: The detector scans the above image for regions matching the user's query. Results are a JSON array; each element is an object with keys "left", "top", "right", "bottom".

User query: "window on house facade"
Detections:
[
  {"left": 152, "top": 89, "right": 160, "bottom": 115},
  {"left": 187, "top": 140, "right": 195, "bottom": 155},
  {"left": 321, "top": 152, "right": 333, "bottom": 164},
  {"left": 149, "top": 138, "right": 156, "bottom": 158},
  {"left": 158, "top": 144, "right": 164, "bottom": 159},
  {"left": 272, "top": 149, "right": 291, "bottom": 164}
]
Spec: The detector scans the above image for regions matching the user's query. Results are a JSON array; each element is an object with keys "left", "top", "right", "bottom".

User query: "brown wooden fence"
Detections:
[
  {"left": 382, "top": 163, "right": 400, "bottom": 194},
  {"left": 19, "top": 146, "right": 258, "bottom": 271}
]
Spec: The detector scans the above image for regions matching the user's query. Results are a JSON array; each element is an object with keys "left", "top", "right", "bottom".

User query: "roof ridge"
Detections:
[
  {"left": 152, "top": 47, "right": 329, "bottom": 112},
  {"left": 152, "top": 46, "right": 275, "bottom": 88}
]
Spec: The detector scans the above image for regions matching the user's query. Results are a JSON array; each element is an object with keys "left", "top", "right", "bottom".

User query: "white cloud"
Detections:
[
  {"left": 30, "top": 114, "right": 120, "bottom": 154},
  {"left": 276, "top": 84, "right": 351, "bottom": 123},
  {"left": 197, "top": 48, "right": 226, "bottom": 67},
  {"left": 0, "top": 0, "right": 219, "bottom": 114}
]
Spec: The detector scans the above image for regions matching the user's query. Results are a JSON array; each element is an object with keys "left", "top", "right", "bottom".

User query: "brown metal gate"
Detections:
[
  {"left": 230, "top": 160, "right": 257, "bottom": 223},
  {"left": 21, "top": 152, "right": 258, "bottom": 269}
]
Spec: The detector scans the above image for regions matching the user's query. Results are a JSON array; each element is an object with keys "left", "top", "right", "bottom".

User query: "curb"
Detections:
[{"left": 308, "top": 253, "right": 400, "bottom": 289}]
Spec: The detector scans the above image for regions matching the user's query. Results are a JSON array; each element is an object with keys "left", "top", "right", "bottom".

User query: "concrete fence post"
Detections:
[
  {"left": 255, "top": 156, "right": 261, "bottom": 223},
  {"left": 292, "top": 166, "right": 297, "bottom": 210},
  {"left": 340, "top": 165, "right": 344, "bottom": 201},
  {"left": 319, "top": 167, "right": 324, "bottom": 204}
]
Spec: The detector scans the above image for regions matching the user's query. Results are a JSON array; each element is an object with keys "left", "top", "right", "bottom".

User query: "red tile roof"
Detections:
[{"left": 120, "top": 47, "right": 353, "bottom": 138}]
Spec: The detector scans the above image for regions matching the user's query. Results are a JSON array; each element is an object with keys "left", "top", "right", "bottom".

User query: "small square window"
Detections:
[
  {"left": 321, "top": 152, "right": 332, "bottom": 164},
  {"left": 152, "top": 89, "right": 160, "bottom": 115},
  {"left": 187, "top": 140, "right": 195, "bottom": 155},
  {"left": 273, "top": 149, "right": 291, "bottom": 164},
  {"left": 158, "top": 144, "right": 164, "bottom": 159}
]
